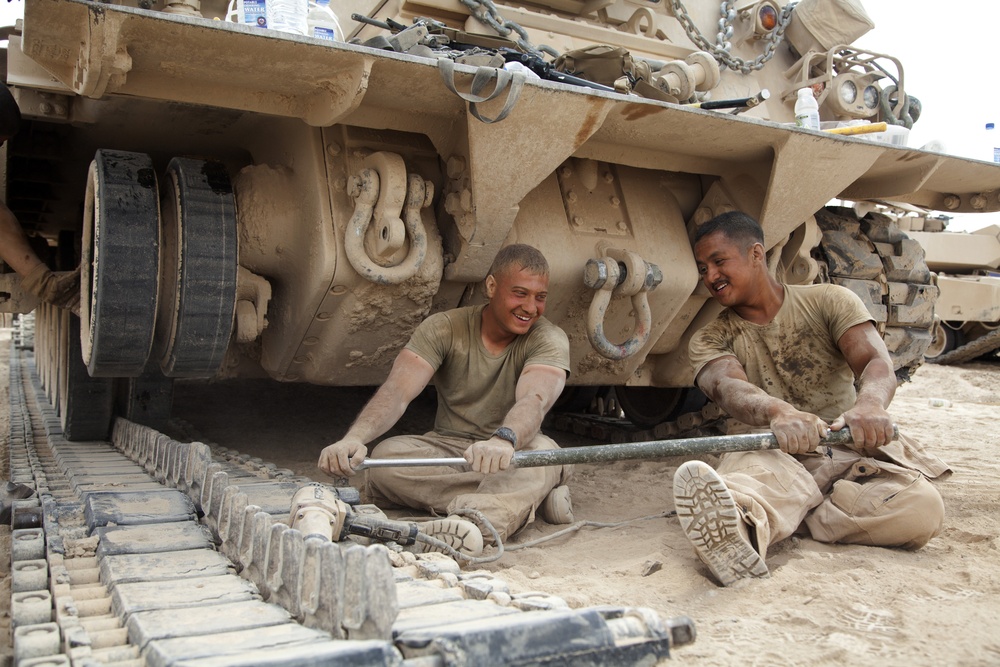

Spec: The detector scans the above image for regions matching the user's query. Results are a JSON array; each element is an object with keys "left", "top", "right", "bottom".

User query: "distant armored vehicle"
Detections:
[{"left": 887, "top": 206, "right": 1000, "bottom": 364}]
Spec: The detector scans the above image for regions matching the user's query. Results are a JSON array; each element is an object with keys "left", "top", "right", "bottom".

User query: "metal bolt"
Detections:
[
  {"left": 610, "top": 196, "right": 620, "bottom": 207},
  {"left": 326, "top": 143, "right": 342, "bottom": 156},
  {"left": 603, "top": 172, "right": 614, "bottom": 183},
  {"left": 970, "top": 194, "right": 987, "bottom": 210},
  {"left": 560, "top": 165, "right": 572, "bottom": 177},
  {"left": 583, "top": 258, "right": 609, "bottom": 289},
  {"left": 39, "top": 103, "right": 53, "bottom": 115},
  {"left": 942, "top": 195, "right": 961, "bottom": 210},
  {"left": 617, "top": 221, "right": 628, "bottom": 231},
  {"left": 572, "top": 216, "right": 582, "bottom": 227},
  {"left": 644, "top": 263, "right": 663, "bottom": 290},
  {"left": 567, "top": 191, "right": 577, "bottom": 202}
]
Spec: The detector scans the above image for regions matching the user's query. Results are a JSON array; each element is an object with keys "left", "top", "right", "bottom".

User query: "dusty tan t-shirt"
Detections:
[
  {"left": 689, "top": 283, "right": 873, "bottom": 422},
  {"left": 405, "top": 305, "right": 570, "bottom": 440}
]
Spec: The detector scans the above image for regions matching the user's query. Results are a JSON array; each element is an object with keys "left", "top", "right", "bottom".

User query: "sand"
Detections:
[{"left": 2, "top": 325, "right": 999, "bottom": 665}]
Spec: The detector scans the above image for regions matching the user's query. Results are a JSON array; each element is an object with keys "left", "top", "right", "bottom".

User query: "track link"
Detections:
[{"left": 7, "top": 341, "right": 695, "bottom": 666}]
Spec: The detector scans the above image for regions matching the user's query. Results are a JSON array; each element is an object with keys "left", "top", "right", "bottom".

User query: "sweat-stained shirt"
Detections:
[
  {"left": 688, "top": 283, "right": 871, "bottom": 423},
  {"left": 405, "top": 305, "right": 570, "bottom": 442}
]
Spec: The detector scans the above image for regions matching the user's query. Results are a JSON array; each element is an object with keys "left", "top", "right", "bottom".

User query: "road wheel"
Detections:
[
  {"left": 615, "top": 386, "right": 707, "bottom": 429},
  {"left": 80, "top": 149, "right": 160, "bottom": 378},
  {"left": 925, "top": 319, "right": 963, "bottom": 360},
  {"left": 813, "top": 207, "right": 938, "bottom": 381},
  {"left": 154, "top": 157, "right": 238, "bottom": 377},
  {"left": 59, "top": 310, "right": 115, "bottom": 441}
]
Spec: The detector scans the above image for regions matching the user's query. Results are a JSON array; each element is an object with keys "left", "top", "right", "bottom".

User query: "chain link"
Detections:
[
  {"left": 459, "top": 0, "right": 545, "bottom": 58},
  {"left": 459, "top": 0, "right": 795, "bottom": 73},
  {"left": 671, "top": 0, "right": 796, "bottom": 74}
]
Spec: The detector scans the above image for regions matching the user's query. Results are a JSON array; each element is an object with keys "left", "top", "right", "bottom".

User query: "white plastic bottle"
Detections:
[
  {"left": 268, "top": 0, "right": 308, "bottom": 35},
  {"left": 307, "top": 0, "right": 342, "bottom": 41},
  {"left": 794, "top": 87, "right": 820, "bottom": 131},
  {"left": 985, "top": 122, "right": 1000, "bottom": 163},
  {"left": 228, "top": 0, "right": 269, "bottom": 28}
]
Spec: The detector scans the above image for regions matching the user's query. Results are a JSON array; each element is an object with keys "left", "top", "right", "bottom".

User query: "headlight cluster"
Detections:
[{"left": 829, "top": 72, "right": 881, "bottom": 118}]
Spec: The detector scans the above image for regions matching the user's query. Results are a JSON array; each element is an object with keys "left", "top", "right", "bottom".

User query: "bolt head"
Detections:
[{"left": 583, "top": 258, "right": 609, "bottom": 289}]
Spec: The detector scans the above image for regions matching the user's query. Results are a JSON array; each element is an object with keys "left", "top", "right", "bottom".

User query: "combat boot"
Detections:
[
  {"left": 673, "top": 460, "right": 768, "bottom": 586},
  {"left": 540, "top": 485, "right": 575, "bottom": 524},
  {"left": 411, "top": 516, "right": 484, "bottom": 557}
]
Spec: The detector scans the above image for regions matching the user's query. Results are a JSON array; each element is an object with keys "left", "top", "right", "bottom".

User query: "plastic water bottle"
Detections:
[
  {"left": 268, "top": 0, "right": 308, "bottom": 35},
  {"left": 986, "top": 123, "right": 1000, "bottom": 163},
  {"left": 794, "top": 87, "right": 820, "bottom": 131},
  {"left": 307, "top": 0, "right": 342, "bottom": 41},
  {"left": 229, "top": 0, "right": 269, "bottom": 28}
]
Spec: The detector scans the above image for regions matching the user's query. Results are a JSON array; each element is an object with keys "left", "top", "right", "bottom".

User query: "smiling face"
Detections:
[
  {"left": 483, "top": 264, "right": 549, "bottom": 343},
  {"left": 694, "top": 230, "right": 764, "bottom": 309}
]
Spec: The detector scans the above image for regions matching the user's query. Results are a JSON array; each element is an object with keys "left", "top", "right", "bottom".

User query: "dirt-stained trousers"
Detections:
[
  {"left": 364, "top": 432, "right": 570, "bottom": 542},
  {"left": 717, "top": 438, "right": 946, "bottom": 561}
]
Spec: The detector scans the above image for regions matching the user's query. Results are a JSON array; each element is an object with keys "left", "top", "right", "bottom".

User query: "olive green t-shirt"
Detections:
[
  {"left": 405, "top": 305, "right": 571, "bottom": 441},
  {"left": 688, "top": 283, "right": 873, "bottom": 422}
]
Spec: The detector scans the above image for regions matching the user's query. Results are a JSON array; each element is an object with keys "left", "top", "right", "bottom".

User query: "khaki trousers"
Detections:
[
  {"left": 365, "top": 432, "right": 569, "bottom": 541},
  {"left": 718, "top": 436, "right": 946, "bottom": 561}
]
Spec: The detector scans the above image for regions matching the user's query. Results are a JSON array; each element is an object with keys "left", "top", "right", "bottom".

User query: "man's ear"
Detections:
[
  {"left": 750, "top": 242, "right": 765, "bottom": 264},
  {"left": 485, "top": 274, "right": 496, "bottom": 299}
]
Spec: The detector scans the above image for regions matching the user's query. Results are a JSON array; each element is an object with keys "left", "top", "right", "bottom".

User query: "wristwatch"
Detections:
[{"left": 492, "top": 426, "right": 517, "bottom": 449}]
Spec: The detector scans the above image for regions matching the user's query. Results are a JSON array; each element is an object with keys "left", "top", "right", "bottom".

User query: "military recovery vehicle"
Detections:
[
  {"left": 5, "top": 1, "right": 1000, "bottom": 664},
  {"left": 2, "top": 0, "right": 1000, "bottom": 436},
  {"left": 880, "top": 205, "right": 1000, "bottom": 364}
]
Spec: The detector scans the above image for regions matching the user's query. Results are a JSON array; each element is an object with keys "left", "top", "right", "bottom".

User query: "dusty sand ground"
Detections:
[{"left": 3, "top": 325, "right": 999, "bottom": 665}]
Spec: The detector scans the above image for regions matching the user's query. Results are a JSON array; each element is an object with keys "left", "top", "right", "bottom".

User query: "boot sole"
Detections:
[
  {"left": 413, "top": 517, "right": 484, "bottom": 557},
  {"left": 673, "top": 461, "right": 769, "bottom": 586}
]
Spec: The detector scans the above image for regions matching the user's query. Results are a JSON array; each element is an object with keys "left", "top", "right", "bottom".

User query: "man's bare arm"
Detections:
[
  {"left": 697, "top": 356, "right": 828, "bottom": 455},
  {"left": 318, "top": 349, "right": 434, "bottom": 476},
  {"left": 0, "top": 202, "right": 44, "bottom": 275},
  {"left": 464, "top": 364, "right": 567, "bottom": 473},
  {"left": 831, "top": 322, "right": 896, "bottom": 454}
]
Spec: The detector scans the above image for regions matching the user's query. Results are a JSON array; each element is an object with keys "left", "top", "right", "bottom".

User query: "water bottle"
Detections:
[
  {"left": 794, "top": 87, "right": 820, "bottom": 131},
  {"left": 307, "top": 0, "right": 342, "bottom": 41},
  {"left": 986, "top": 122, "right": 1000, "bottom": 163},
  {"left": 268, "top": 0, "right": 308, "bottom": 35},
  {"left": 229, "top": 0, "right": 269, "bottom": 28}
]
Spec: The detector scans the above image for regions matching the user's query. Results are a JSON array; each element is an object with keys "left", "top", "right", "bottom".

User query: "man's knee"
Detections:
[{"left": 808, "top": 471, "right": 945, "bottom": 549}]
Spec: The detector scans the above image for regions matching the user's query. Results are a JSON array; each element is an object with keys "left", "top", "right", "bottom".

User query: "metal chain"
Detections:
[
  {"left": 460, "top": 0, "right": 794, "bottom": 73},
  {"left": 459, "top": 0, "right": 544, "bottom": 58},
  {"left": 671, "top": 0, "right": 797, "bottom": 74}
]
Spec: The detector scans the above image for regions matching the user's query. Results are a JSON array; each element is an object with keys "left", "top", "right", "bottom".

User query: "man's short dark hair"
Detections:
[
  {"left": 489, "top": 243, "right": 549, "bottom": 279},
  {"left": 693, "top": 211, "right": 764, "bottom": 250}
]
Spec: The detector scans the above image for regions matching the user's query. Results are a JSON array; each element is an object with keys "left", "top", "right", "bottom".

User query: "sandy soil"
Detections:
[{"left": 3, "top": 327, "right": 999, "bottom": 665}]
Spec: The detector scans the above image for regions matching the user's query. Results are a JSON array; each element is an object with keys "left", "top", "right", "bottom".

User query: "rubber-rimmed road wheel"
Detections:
[
  {"left": 59, "top": 309, "right": 114, "bottom": 441},
  {"left": 80, "top": 149, "right": 160, "bottom": 378},
  {"left": 155, "top": 157, "right": 238, "bottom": 377}
]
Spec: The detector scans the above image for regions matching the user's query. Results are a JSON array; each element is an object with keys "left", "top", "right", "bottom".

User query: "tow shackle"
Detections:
[
  {"left": 583, "top": 249, "right": 663, "bottom": 360},
  {"left": 345, "top": 151, "right": 433, "bottom": 285}
]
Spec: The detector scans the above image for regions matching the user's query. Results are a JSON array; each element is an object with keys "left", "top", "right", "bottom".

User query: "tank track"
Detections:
[
  {"left": 6, "top": 342, "right": 695, "bottom": 666},
  {"left": 814, "top": 207, "right": 938, "bottom": 382},
  {"left": 549, "top": 400, "right": 731, "bottom": 445},
  {"left": 927, "top": 327, "right": 1000, "bottom": 365}
]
